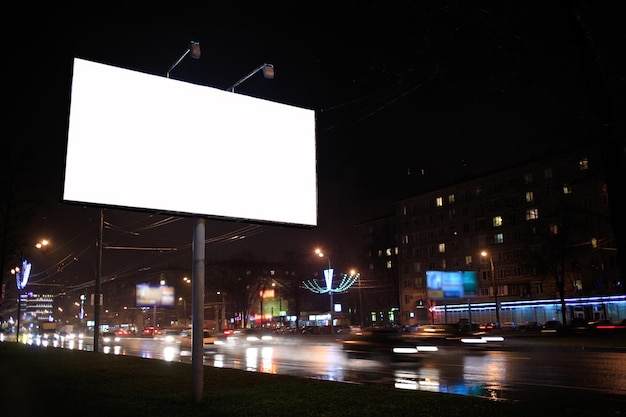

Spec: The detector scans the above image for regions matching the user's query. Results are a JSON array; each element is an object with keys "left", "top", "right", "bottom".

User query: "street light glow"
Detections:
[
  {"left": 481, "top": 250, "right": 500, "bottom": 324},
  {"left": 36, "top": 239, "right": 50, "bottom": 249}
]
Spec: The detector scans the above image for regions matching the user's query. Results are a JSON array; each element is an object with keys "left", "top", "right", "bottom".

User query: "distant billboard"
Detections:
[
  {"left": 64, "top": 57, "right": 317, "bottom": 227},
  {"left": 426, "top": 271, "right": 478, "bottom": 300},
  {"left": 135, "top": 284, "right": 175, "bottom": 308}
]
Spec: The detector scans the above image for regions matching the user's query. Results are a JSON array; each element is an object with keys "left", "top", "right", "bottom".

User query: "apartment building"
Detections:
[{"left": 394, "top": 145, "right": 623, "bottom": 327}]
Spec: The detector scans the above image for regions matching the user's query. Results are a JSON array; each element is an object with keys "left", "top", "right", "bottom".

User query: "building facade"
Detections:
[{"left": 394, "top": 145, "right": 623, "bottom": 327}]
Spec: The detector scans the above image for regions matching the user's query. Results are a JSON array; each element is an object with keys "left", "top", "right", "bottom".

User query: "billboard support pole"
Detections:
[
  {"left": 93, "top": 208, "right": 103, "bottom": 353},
  {"left": 191, "top": 217, "right": 205, "bottom": 403}
]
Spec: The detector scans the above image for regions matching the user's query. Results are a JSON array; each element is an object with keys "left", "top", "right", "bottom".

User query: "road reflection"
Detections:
[{"left": 39, "top": 333, "right": 626, "bottom": 412}]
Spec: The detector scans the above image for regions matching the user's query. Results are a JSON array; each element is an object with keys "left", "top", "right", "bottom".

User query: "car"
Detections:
[
  {"left": 114, "top": 328, "right": 131, "bottom": 337},
  {"left": 518, "top": 321, "right": 542, "bottom": 332},
  {"left": 541, "top": 320, "right": 563, "bottom": 333},
  {"left": 587, "top": 319, "right": 612, "bottom": 328},
  {"left": 566, "top": 317, "right": 590, "bottom": 333},
  {"left": 221, "top": 328, "right": 274, "bottom": 346},
  {"left": 162, "top": 328, "right": 184, "bottom": 344},
  {"left": 406, "top": 323, "right": 505, "bottom": 348},
  {"left": 500, "top": 322, "right": 518, "bottom": 331},
  {"left": 179, "top": 329, "right": 217, "bottom": 352},
  {"left": 586, "top": 319, "right": 625, "bottom": 333},
  {"left": 100, "top": 331, "right": 120, "bottom": 346},
  {"left": 342, "top": 328, "right": 438, "bottom": 361},
  {"left": 142, "top": 326, "right": 161, "bottom": 336},
  {"left": 479, "top": 322, "right": 500, "bottom": 331}
]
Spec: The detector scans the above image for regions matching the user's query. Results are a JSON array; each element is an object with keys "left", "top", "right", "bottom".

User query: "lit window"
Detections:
[
  {"left": 436, "top": 197, "right": 443, "bottom": 207},
  {"left": 438, "top": 243, "right": 445, "bottom": 253},
  {"left": 402, "top": 235, "right": 409, "bottom": 244},
  {"left": 465, "top": 255, "right": 472, "bottom": 265},
  {"left": 579, "top": 158, "right": 588, "bottom": 170},
  {"left": 494, "top": 233, "right": 504, "bottom": 244},
  {"left": 386, "top": 260, "right": 392, "bottom": 269},
  {"left": 448, "top": 194, "right": 455, "bottom": 203},
  {"left": 525, "top": 191, "right": 533, "bottom": 203},
  {"left": 526, "top": 208, "right": 539, "bottom": 220},
  {"left": 563, "top": 184, "right": 572, "bottom": 194},
  {"left": 386, "top": 248, "right": 392, "bottom": 256},
  {"left": 550, "top": 224, "right": 558, "bottom": 234},
  {"left": 493, "top": 216, "right": 503, "bottom": 227}
]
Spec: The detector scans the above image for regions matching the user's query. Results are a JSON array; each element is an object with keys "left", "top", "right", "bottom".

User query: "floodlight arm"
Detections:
[
  {"left": 166, "top": 41, "right": 201, "bottom": 78},
  {"left": 228, "top": 63, "right": 274, "bottom": 92}
]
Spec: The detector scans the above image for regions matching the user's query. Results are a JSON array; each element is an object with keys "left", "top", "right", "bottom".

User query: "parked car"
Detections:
[
  {"left": 500, "top": 322, "right": 518, "bottom": 331},
  {"left": 518, "top": 321, "right": 542, "bottom": 332},
  {"left": 342, "top": 328, "right": 438, "bottom": 361},
  {"left": 566, "top": 317, "right": 590, "bottom": 333},
  {"left": 541, "top": 320, "right": 563, "bottom": 333},
  {"left": 479, "top": 322, "right": 500, "bottom": 331}
]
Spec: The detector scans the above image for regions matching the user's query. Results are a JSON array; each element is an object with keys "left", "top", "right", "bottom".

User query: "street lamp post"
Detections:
[
  {"left": 352, "top": 269, "right": 363, "bottom": 328},
  {"left": 481, "top": 251, "right": 500, "bottom": 324},
  {"left": 315, "top": 248, "right": 334, "bottom": 334},
  {"left": 217, "top": 291, "right": 226, "bottom": 332}
]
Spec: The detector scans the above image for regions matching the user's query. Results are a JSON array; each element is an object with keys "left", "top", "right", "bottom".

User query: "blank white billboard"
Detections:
[{"left": 64, "top": 58, "right": 317, "bottom": 226}]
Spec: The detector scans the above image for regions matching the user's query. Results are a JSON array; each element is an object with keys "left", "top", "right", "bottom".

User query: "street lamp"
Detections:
[
  {"left": 481, "top": 250, "right": 500, "bottom": 324},
  {"left": 217, "top": 291, "right": 226, "bottom": 332},
  {"left": 228, "top": 63, "right": 274, "bottom": 92},
  {"left": 315, "top": 248, "right": 334, "bottom": 334},
  {"left": 35, "top": 239, "right": 49, "bottom": 250},
  {"left": 352, "top": 269, "right": 364, "bottom": 328},
  {"left": 178, "top": 297, "right": 187, "bottom": 322},
  {"left": 166, "top": 41, "right": 201, "bottom": 78}
]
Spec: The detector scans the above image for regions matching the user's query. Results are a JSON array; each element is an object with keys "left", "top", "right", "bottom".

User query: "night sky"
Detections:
[{"left": 3, "top": 1, "right": 624, "bottom": 290}]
